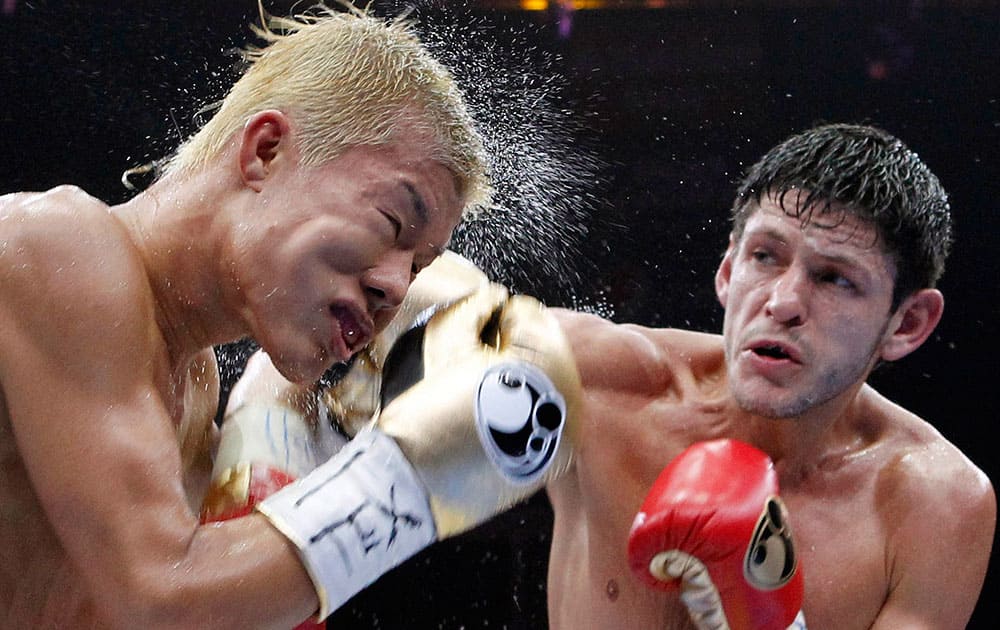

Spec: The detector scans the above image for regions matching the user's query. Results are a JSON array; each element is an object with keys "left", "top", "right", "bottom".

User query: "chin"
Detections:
[
  {"left": 266, "top": 349, "right": 325, "bottom": 386},
  {"left": 733, "top": 386, "right": 810, "bottom": 420}
]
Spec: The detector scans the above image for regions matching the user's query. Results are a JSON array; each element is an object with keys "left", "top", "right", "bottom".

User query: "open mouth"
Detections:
[
  {"left": 754, "top": 345, "right": 791, "bottom": 360},
  {"left": 330, "top": 304, "right": 370, "bottom": 353},
  {"left": 749, "top": 340, "right": 800, "bottom": 363}
]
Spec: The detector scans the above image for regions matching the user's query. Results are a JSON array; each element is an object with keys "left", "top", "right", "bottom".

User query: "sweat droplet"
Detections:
[{"left": 399, "top": 4, "right": 610, "bottom": 315}]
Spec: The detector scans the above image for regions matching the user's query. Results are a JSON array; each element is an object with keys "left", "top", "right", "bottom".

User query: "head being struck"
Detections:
[{"left": 163, "top": 1, "right": 492, "bottom": 216}]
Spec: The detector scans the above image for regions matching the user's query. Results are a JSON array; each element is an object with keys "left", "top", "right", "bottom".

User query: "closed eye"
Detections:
[{"left": 380, "top": 210, "right": 402, "bottom": 239}]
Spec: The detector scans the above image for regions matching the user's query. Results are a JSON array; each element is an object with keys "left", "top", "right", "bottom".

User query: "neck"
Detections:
[
  {"left": 111, "top": 164, "right": 248, "bottom": 364},
  {"left": 740, "top": 379, "right": 876, "bottom": 487}
]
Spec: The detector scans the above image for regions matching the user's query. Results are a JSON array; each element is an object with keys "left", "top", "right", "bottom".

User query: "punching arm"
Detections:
[{"left": 256, "top": 286, "right": 581, "bottom": 619}]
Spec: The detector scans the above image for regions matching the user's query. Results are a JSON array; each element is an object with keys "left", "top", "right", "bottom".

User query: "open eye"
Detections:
[
  {"left": 817, "top": 270, "right": 856, "bottom": 291},
  {"left": 751, "top": 248, "right": 775, "bottom": 265}
]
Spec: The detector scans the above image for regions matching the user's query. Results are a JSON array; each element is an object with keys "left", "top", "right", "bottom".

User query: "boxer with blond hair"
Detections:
[{"left": 0, "top": 4, "right": 584, "bottom": 628}]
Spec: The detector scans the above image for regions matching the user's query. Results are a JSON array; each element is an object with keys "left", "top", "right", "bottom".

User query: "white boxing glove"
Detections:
[
  {"left": 256, "top": 285, "right": 582, "bottom": 619},
  {"left": 323, "top": 250, "right": 494, "bottom": 437},
  {"left": 201, "top": 251, "right": 492, "bottom": 521}
]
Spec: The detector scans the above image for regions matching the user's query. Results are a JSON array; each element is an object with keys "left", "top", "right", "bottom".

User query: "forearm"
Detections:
[{"left": 89, "top": 514, "right": 316, "bottom": 630}]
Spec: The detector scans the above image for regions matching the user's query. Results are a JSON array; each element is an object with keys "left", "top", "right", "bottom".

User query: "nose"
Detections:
[
  {"left": 363, "top": 251, "right": 413, "bottom": 313},
  {"left": 765, "top": 267, "right": 808, "bottom": 327}
]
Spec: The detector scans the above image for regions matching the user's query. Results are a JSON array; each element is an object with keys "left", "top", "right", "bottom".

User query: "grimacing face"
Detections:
[
  {"left": 715, "top": 197, "right": 899, "bottom": 419},
  {"left": 237, "top": 130, "right": 464, "bottom": 385}
]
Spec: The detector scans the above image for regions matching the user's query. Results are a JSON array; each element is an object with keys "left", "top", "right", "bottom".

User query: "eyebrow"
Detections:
[
  {"left": 745, "top": 227, "right": 788, "bottom": 247},
  {"left": 403, "top": 182, "right": 429, "bottom": 227},
  {"left": 403, "top": 181, "right": 448, "bottom": 258},
  {"left": 750, "top": 227, "right": 875, "bottom": 275}
]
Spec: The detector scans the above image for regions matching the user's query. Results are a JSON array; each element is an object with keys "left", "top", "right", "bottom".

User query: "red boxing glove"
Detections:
[
  {"left": 627, "top": 439, "right": 805, "bottom": 630},
  {"left": 201, "top": 463, "right": 297, "bottom": 523}
]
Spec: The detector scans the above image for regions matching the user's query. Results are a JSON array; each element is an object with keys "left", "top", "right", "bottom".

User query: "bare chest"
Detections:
[
  {"left": 548, "top": 390, "right": 732, "bottom": 629},
  {"left": 783, "top": 487, "right": 890, "bottom": 629},
  {"left": 549, "top": 388, "right": 891, "bottom": 629}
]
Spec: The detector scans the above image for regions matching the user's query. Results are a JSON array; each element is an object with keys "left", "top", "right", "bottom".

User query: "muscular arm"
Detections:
[
  {"left": 551, "top": 308, "right": 681, "bottom": 395},
  {"left": 0, "top": 197, "right": 315, "bottom": 629},
  {"left": 870, "top": 443, "right": 996, "bottom": 630}
]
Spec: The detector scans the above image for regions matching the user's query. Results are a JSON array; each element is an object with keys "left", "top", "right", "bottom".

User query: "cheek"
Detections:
[
  {"left": 826, "top": 313, "right": 884, "bottom": 358},
  {"left": 723, "top": 278, "right": 762, "bottom": 319},
  {"left": 300, "top": 224, "right": 383, "bottom": 275}
]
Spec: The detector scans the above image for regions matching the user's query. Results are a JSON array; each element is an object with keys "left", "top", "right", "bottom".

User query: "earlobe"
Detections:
[
  {"left": 880, "top": 289, "right": 944, "bottom": 362},
  {"left": 238, "top": 110, "right": 293, "bottom": 192}
]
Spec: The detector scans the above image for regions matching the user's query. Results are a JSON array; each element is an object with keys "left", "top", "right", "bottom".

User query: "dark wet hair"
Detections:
[{"left": 730, "top": 123, "right": 952, "bottom": 310}]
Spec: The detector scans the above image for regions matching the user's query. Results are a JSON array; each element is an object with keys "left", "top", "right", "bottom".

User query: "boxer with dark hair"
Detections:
[
  {"left": 230, "top": 123, "right": 994, "bottom": 629},
  {"left": 548, "top": 123, "right": 994, "bottom": 629}
]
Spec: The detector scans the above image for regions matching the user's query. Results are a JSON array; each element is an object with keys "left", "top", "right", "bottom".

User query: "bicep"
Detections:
[
  {"left": 2, "top": 309, "right": 197, "bottom": 591},
  {"left": 0, "top": 288, "right": 316, "bottom": 626},
  {"left": 554, "top": 309, "right": 669, "bottom": 392}
]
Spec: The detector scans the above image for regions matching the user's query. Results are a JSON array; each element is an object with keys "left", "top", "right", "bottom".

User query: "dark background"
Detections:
[{"left": 2, "top": 1, "right": 997, "bottom": 627}]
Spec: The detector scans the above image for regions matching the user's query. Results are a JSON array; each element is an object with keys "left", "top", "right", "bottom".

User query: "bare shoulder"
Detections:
[
  {"left": 0, "top": 186, "right": 151, "bottom": 370},
  {"left": 0, "top": 186, "right": 123, "bottom": 270},
  {"left": 0, "top": 184, "right": 107, "bottom": 217},
  {"left": 0, "top": 185, "right": 134, "bottom": 275},
  {"left": 860, "top": 389, "right": 996, "bottom": 625},
  {"left": 867, "top": 390, "right": 995, "bottom": 549},
  {"left": 885, "top": 422, "right": 995, "bottom": 545},
  {"left": 552, "top": 308, "right": 723, "bottom": 391},
  {"left": 871, "top": 392, "right": 995, "bottom": 519}
]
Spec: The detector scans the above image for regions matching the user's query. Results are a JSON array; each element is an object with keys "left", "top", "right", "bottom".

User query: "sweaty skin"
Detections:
[
  {"left": 546, "top": 201, "right": 995, "bottom": 630},
  {"left": 0, "top": 112, "right": 463, "bottom": 628}
]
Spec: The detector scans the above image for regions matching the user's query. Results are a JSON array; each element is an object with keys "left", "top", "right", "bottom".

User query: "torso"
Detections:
[
  {"left": 545, "top": 308, "right": 965, "bottom": 630},
  {"left": 0, "top": 187, "right": 219, "bottom": 628}
]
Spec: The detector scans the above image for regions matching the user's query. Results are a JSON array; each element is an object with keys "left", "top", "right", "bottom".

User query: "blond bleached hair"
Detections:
[{"left": 165, "top": 2, "right": 491, "bottom": 213}]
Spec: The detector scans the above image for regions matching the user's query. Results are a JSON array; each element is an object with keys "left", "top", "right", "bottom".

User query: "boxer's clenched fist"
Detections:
[
  {"left": 257, "top": 284, "right": 581, "bottom": 619},
  {"left": 627, "top": 439, "right": 806, "bottom": 630},
  {"left": 322, "top": 250, "right": 494, "bottom": 437}
]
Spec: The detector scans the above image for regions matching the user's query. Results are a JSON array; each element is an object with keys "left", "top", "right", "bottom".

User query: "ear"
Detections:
[
  {"left": 879, "top": 288, "right": 944, "bottom": 362},
  {"left": 238, "top": 110, "right": 293, "bottom": 192},
  {"left": 715, "top": 236, "right": 737, "bottom": 307}
]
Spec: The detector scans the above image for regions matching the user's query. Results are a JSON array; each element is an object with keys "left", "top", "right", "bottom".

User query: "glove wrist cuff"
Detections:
[{"left": 257, "top": 429, "right": 436, "bottom": 620}]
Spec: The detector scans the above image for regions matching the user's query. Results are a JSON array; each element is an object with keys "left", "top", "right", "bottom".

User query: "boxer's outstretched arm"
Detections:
[
  {"left": 867, "top": 444, "right": 995, "bottom": 630},
  {"left": 256, "top": 284, "right": 582, "bottom": 617},
  {"left": 0, "top": 220, "right": 316, "bottom": 629}
]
